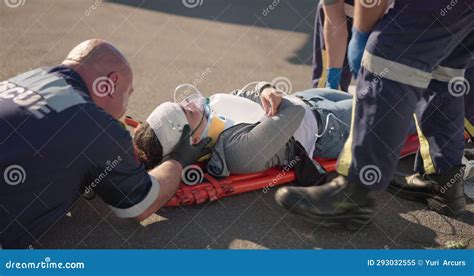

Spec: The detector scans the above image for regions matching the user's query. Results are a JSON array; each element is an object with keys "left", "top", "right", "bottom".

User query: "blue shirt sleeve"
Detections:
[{"left": 82, "top": 106, "right": 159, "bottom": 218}]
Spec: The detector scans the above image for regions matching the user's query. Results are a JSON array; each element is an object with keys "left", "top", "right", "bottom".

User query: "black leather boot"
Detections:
[
  {"left": 388, "top": 165, "right": 466, "bottom": 217},
  {"left": 275, "top": 175, "right": 374, "bottom": 230},
  {"left": 465, "top": 147, "right": 474, "bottom": 160}
]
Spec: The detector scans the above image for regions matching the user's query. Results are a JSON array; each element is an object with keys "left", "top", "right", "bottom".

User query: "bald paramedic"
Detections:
[{"left": 0, "top": 39, "right": 208, "bottom": 248}]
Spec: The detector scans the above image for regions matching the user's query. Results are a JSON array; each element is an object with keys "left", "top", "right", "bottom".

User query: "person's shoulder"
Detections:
[
  {"left": 46, "top": 65, "right": 90, "bottom": 96},
  {"left": 84, "top": 105, "right": 131, "bottom": 140}
]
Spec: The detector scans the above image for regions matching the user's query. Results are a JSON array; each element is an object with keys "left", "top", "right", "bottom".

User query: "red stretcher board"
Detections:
[{"left": 124, "top": 117, "right": 423, "bottom": 207}]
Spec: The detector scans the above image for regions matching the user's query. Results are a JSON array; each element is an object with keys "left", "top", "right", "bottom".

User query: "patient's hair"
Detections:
[{"left": 133, "top": 122, "right": 163, "bottom": 170}]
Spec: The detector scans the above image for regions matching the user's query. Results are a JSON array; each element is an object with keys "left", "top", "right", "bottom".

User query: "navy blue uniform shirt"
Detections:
[{"left": 0, "top": 66, "right": 156, "bottom": 248}]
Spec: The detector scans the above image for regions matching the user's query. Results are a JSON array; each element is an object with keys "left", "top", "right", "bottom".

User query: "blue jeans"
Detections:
[
  {"left": 295, "top": 88, "right": 353, "bottom": 159},
  {"left": 295, "top": 88, "right": 416, "bottom": 159}
]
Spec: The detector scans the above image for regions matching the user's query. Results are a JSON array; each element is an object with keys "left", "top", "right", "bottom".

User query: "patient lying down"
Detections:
[{"left": 133, "top": 82, "right": 356, "bottom": 186}]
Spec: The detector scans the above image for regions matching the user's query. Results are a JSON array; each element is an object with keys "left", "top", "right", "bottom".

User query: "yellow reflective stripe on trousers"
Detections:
[
  {"left": 465, "top": 118, "right": 474, "bottom": 138},
  {"left": 317, "top": 49, "right": 328, "bottom": 88},
  {"left": 413, "top": 114, "right": 436, "bottom": 174},
  {"left": 432, "top": 65, "right": 466, "bottom": 82},
  {"left": 361, "top": 51, "right": 432, "bottom": 89},
  {"left": 336, "top": 96, "right": 357, "bottom": 176}
]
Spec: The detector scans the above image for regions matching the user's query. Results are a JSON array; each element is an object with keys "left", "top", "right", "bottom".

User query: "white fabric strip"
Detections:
[
  {"left": 361, "top": 50, "right": 432, "bottom": 89},
  {"left": 432, "top": 65, "right": 466, "bottom": 82},
  {"left": 109, "top": 176, "right": 161, "bottom": 218}
]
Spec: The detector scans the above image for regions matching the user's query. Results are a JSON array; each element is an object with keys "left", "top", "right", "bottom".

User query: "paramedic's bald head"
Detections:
[{"left": 62, "top": 39, "right": 134, "bottom": 119}]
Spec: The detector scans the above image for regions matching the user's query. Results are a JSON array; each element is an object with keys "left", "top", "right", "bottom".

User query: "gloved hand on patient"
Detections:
[{"left": 167, "top": 125, "right": 212, "bottom": 168}]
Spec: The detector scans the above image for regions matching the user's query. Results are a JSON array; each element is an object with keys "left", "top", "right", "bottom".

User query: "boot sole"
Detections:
[
  {"left": 387, "top": 182, "right": 466, "bottom": 217},
  {"left": 278, "top": 200, "right": 373, "bottom": 231},
  {"left": 387, "top": 182, "right": 429, "bottom": 202},
  {"left": 427, "top": 196, "right": 466, "bottom": 217}
]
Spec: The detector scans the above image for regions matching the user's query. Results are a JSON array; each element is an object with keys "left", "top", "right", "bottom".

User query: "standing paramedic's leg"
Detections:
[
  {"left": 275, "top": 0, "right": 474, "bottom": 229},
  {"left": 464, "top": 66, "right": 474, "bottom": 162},
  {"left": 312, "top": 3, "right": 326, "bottom": 88},
  {"left": 464, "top": 66, "right": 474, "bottom": 140},
  {"left": 389, "top": 35, "right": 474, "bottom": 214},
  {"left": 312, "top": 1, "right": 353, "bottom": 91},
  {"left": 322, "top": 0, "right": 348, "bottom": 90}
]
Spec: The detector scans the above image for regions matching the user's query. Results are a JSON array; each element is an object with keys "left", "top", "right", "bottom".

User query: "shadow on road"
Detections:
[{"left": 107, "top": 0, "right": 316, "bottom": 65}]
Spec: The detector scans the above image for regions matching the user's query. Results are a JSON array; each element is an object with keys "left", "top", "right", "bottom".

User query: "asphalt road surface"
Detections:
[{"left": 1, "top": 0, "right": 472, "bottom": 249}]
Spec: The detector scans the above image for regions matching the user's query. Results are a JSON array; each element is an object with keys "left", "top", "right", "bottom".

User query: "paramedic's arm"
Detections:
[
  {"left": 353, "top": 0, "right": 387, "bottom": 33},
  {"left": 90, "top": 112, "right": 210, "bottom": 221},
  {"left": 322, "top": 0, "right": 347, "bottom": 69},
  {"left": 135, "top": 160, "right": 182, "bottom": 221},
  {"left": 135, "top": 126, "right": 211, "bottom": 221},
  {"left": 348, "top": 0, "right": 387, "bottom": 76}
]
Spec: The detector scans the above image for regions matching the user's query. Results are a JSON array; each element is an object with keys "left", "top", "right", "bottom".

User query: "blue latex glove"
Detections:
[
  {"left": 347, "top": 26, "right": 370, "bottom": 78},
  {"left": 325, "top": 67, "right": 342, "bottom": 89}
]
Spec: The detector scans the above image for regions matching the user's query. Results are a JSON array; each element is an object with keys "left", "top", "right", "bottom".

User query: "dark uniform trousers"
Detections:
[{"left": 336, "top": 0, "right": 474, "bottom": 188}]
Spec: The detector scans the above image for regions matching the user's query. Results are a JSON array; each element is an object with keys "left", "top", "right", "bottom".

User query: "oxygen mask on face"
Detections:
[{"left": 174, "top": 84, "right": 209, "bottom": 114}]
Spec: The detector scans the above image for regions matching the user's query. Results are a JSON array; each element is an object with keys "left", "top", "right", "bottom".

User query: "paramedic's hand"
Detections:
[
  {"left": 347, "top": 26, "right": 370, "bottom": 78},
  {"left": 168, "top": 125, "right": 212, "bottom": 168},
  {"left": 260, "top": 87, "right": 283, "bottom": 116}
]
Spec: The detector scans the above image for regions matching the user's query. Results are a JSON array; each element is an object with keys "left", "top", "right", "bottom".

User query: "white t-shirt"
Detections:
[
  {"left": 286, "top": 96, "right": 318, "bottom": 157},
  {"left": 209, "top": 93, "right": 318, "bottom": 157}
]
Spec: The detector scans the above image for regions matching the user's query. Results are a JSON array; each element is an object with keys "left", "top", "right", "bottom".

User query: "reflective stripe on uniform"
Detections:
[
  {"left": 8, "top": 68, "right": 85, "bottom": 112},
  {"left": 413, "top": 114, "right": 436, "bottom": 174},
  {"left": 109, "top": 176, "right": 160, "bottom": 218},
  {"left": 361, "top": 51, "right": 432, "bottom": 89},
  {"left": 336, "top": 95, "right": 357, "bottom": 176},
  {"left": 432, "top": 65, "right": 466, "bottom": 82},
  {"left": 465, "top": 118, "right": 474, "bottom": 138}
]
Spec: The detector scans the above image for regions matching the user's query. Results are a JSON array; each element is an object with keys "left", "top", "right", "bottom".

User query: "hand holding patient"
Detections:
[{"left": 167, "top": 125, "right": 212, "bottom": 168}]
